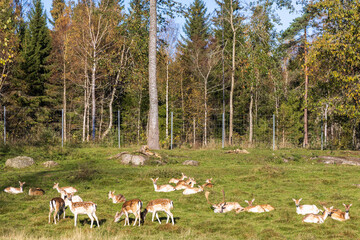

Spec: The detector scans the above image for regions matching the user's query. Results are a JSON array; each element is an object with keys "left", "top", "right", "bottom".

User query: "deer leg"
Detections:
[
  {"left": 88, "top": 213, "right": 94, "bottom": 228},
  {"left": 74, "top": 214, "right": 78, "bottom": 227},
  {"left": 156, "top": 212, "right": 161, "bottom": 224},
  {"left": 151, "top": 212, "right": 155, "bottom": 222},
  {"left": 93, "top": 213, "right": 100, "bottom": 228}
]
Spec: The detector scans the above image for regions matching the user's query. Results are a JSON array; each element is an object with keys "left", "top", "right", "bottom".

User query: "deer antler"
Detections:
[
  {"left": 222, "top": 189, "right": 226, "bottom": 203},
  {"left": 205, "top": 191, "right": 212, "bottom": 205}
]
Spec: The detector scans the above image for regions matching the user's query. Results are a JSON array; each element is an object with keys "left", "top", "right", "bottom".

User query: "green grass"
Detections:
[{"left": 0, "top": 146, "right": 359, "bottom": 239}]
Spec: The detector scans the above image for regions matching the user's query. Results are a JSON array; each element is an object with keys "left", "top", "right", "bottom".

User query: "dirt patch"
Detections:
[{"left": 317, "top": 156, "right": 360, "bottom": 166}]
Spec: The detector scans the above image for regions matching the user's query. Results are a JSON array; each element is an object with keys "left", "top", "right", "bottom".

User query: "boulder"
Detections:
[
  {"left": 121, "top": 154, "right": 147, "bottom": 166},
  {"left": 43, "top": 161, "right": 59, "bottom": 168},
  {"left": 183, "top": 160, "right": 199, "bottom": 166},
  {"left": 5, "top": 156, "right": 34, "bottom": 168}
]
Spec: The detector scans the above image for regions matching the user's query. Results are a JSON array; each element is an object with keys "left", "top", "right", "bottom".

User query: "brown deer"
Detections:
[
  {"left": 4, "top": 181, "right": 25, "bottom": 194},
  {"left": 303, "top": 206, "right": 333, "bottom": 224},
  {"left": 151, "top": 178, "right": 175, "bottom": 192},
  {"left": 48, "top": 197, "right": 65, "bottom": 224},
  {"left": 114, "top": 199, "right": 142, "bottom": 226},
  {"left": 331, "top": 204, "right": 352, "bottom": 221},
  {"left": 108, "top": 191, "right": 126, "bottom": 204},
  {"left": 169, "top": 173, "right": 188, "bottom": 184},
  {"left": 65, "top": 194, "right": 99, "bottom": 228},
  {"left": 141, "top": 199, "right": 174, "bottom": 225},
  {"left": 29, "top": 188, "right": 45, "bottom": 196}
]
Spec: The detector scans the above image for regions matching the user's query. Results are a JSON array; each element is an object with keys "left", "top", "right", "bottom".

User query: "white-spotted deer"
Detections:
[
  {"left": 141, "top": 199, "right": 174, "bottom": 225},
  {"left": 108, "top": 190, "right": 126, "bottom": 203},
  {"left": 65, "top": 194, "right": 99, "bottom": 228},
  {"left": 303, "top": 206, "right": 333, "bottom": 224},
  {"left": 48, "top": 197, "right": 65, "bottom": 224},
  {"left": 53, "top": 182, "right": 77, "bottom": 195},
  {"left": 205, "top": 190, "right": 243, "bottom": 213},
  {"left": 175, "top": 179, "right": 195, "bottom": 190},
  {"left": 114, "top": 199, "right": 142, "bottom": 226},
  {"left": 151, "top": 178, "right": 175, "bottom": 192},
  {"left": 183, "top": 185, "right": 204, "bottom": 195},
  {"left": 169, "top": 173, "right": 187, "bottom": 184},
  {"left": 29, "top": 188, "right": 45, "bottom": 196},
  {"left": 292, "top": 198, "right": 321, "bottom": 215},
  {"left": 244, "top": 198, "right": 274, "bottom": 212},
  {"left": 185, "top": 177, "right": 197, "bottom": 186},
  {"left": 4, "top": 181, "right": 25, "bottom": 194},
  {"left": 202, "top": 178, "right": 214, "bottom": 188},
  {"left": 242, "top": 199, "right": 266, "bottom": 213},
  {"left": 331, "top": 204, "right": 352, "bottom": 221}
]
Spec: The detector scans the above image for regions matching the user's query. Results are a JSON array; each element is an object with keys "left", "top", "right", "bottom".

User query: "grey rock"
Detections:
[
  {"left": 5, "top": 156, "right": 35, "bottom": 168},
  {"left": 182, "top": 160, "right": 199, "bottom": 166},
  {"left": 43, "top": 161, "right": 59, "bottom": 168},
  {"left": 121, "top": 154, "right": 147, "bottom": 166}
]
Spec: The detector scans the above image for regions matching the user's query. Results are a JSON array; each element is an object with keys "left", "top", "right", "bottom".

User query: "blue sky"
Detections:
[{"left": 42, "top": 0, "right": 302, "bottom": 33}]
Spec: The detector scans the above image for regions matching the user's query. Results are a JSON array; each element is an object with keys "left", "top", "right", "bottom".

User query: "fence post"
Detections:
[
  {"left": 118, "top": 110, "right": 120, "bottom": 148},
  {"left": 3, "top": 106, "right": 6, "bottom": 144},
  {"left": 171, "top": 111, "right": 173, "bottom": 150},
  {"left": 61, "top": 109, "right": 64, "bottom": 148},
  {"left": 222, "top": 112, "right": 225, "bottom": 148},
  {"left": 273, "top": 114, "right": 275, "bottom": 150},
  {"left": 321, "top": 114, "right": 324, "bottom": 150}
]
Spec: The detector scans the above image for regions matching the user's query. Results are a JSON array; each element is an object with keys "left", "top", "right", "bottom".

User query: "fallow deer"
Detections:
[
  {"left": 175, "top": 179, "right": 195, "bottom": 190},
  {"left": 61, "top": 191, "right": 83, "bottom": 219},
  {"left": 202, "top": 178, "right": 214, "bottom": 188},
  {"left": 302, "top": 206, "right": 333, "bottom": 224},
  {"left": 53, "top": 182, "right": 77, "bottom": 195},
  {"left": 29, "top": 188, "right": 45, "bottom": 196},
  {"left": 331, "top": 204, "right": 352, "bottom": 221},
  {"left": 205, "top": 190, "right": 243, "bottom": 213},
  {"left": 292, "top": 198, "right": 321, "bottom": 215},
  {"left": 4, "top": 181, "right": 25, "bottom": 194},
  {"left": 48, "top": 197, "right": 65, "bottom": 224},
  {"left": 65, "top": 194, "right": 99, "bottom": 228},
  {"left": 185, "top": 177, "right": 197, "bottom": 186},
  {"left": 141, "top": 199, "right": 174, "bottom": 225},
  {"left": 114, "top": 199, "right": 142, "bottom": 226},
  {"left": 169, "top": 173, "right": 187, "bottom": 184},
  {"left": 151, "top": 178, "right": 175, "bottom": 192},
  {"left": 242, "top": 199, "right": 266, "bottom": 213},
  {"left": 244, "top": 198, "right": 275, "bottom": 212},
  {"left": 108, "top": 190, "right": 126, "bottom": 203},
  {"left": 183, "top": 185, "right": 204, "bottom": 195}
]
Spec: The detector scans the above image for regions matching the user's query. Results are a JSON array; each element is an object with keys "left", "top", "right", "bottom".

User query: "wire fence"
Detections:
[{"left": 0, "top": 106, "right": 355, "bottom": 150}]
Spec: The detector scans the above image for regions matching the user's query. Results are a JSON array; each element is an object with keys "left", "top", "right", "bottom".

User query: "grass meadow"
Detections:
[{"left": 0, "top": 145, "right": 360, "bottom": 239}]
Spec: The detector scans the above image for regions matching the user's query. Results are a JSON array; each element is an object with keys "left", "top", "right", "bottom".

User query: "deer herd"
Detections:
[{"left": 3, "top": 173, "right": 353, "bottom": 228}]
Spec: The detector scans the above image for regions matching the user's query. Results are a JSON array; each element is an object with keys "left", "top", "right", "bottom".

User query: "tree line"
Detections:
[{"left": 0, "top": 0, "right": 359, "bottom": 149}]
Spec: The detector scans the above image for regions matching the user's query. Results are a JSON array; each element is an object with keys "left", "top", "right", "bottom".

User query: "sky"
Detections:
[{"left": 42, "top": 0, "right": 302, "bottom": 34}]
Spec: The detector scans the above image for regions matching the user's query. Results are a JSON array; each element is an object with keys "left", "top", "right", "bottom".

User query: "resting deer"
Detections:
[
  {"left": 183, "top": 185, "right": 204, "bottom": 195},
  {"left": 114, "top": 199, "right": 142, "bottom": 226},
  {"left": 241, "top": 199, "right": 266, "bottom": 213},
  {"left": 205, "top": 190, "right": 243, "bottom": 213},
  {"left": 292, "top": 198, "right": 320, "bottom": 215},
  {"left": 4, "top": 181, "right": 25, "bottom": 194},
  {"left": 244, "top": 198, "right": 274, "bottom": 212},
  {"left": 175, "top": 179, "right": 195, "bottom": 190},
  {"left": 169, "top": 173, "right": 187, "bottom": 184},
  {"left": 108, "top": 190, "right": 126, "bottom": 203},
  {"left": 65, "top": 194, "right": 99, "bottom": 228},
  {"left": 202, "top": 178, "right": 214, "bottom": 188},
  {"left": 53, "top": 182, "right": 77, "bottom": 195},
  {"left": 331, "top": 204, "right": 352, "bottom": 221},
  {"left": 151, "top": 178, "right": 175, "bottom": 192},
  {"left": 141, "top": 199, "right": 174, "bottom": 225},
  {"left": 303, "top": 206, "right": 333, "bottom": 224},
  {"left": 48, "top": 197, "right": 65, "bottom": 224},
  {"left": 29, "top": 188, "right": 45, "bottom": 196},
  {"left": 185, "top": 177, "right": 197, "bottom": 186}
]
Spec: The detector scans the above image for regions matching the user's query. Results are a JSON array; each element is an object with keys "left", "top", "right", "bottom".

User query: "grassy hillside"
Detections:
[{"left": 0, "top": 146, "right": 359, "bottom": 239}]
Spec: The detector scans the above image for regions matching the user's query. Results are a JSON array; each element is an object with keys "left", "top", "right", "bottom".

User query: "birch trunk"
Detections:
[
  {"left": 229, "top": 30, "right": 236, "bottom": 146},
  {"left": 303, "top": 26, "right": 309, "bottom": 148},
  {"left": 166, "top": 61, "right": 169, "bottom": 139},
  {"left": 249, "top": 83, "right": 254, "bottom": 144},
  {"left": 324, "top": 103, "right": 328, "bottom": 148}
]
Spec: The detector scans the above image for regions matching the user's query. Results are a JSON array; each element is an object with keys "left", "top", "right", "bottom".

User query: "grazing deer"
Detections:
[
  {"left": 175, "top": 179, "right": 195, "bottom": 190},
  {"left": 292, "top": 198, "right": 321, "bottom": 215},
  {"left": 48, "top": 197, "right": 65, "bottom": 224},
  {"left": 53, "top": 182, "right": 77, "bottom": 195},
  {"left": 65, "top": 195, "right": 99, "bottom": 228},
  {"left": 244, "top": 198, "right": 274, "bottom": 212},
  {"left": 202, "top": 178, "right": 214, "bottom": 188},
  {"left": 151, "top": 178, "right": 175, "bottom": 192},
  {"left": 141, "top": 199, "right": 174, "bottom": 225},
  {"left": 242, "top": 199, "right": 266, "bottom": 213},
  {"left": 114, "top": 199, "right": 142, "bottom": 226},
  {"left": 205, "top": 190, "right": 243, "bottom": 213},
  {"left": 29, "top": 188, "right": 45, "bottom": 196},
  {"left": 303, "top": 206, "right": 333, "bottom": 224},
  {"left": 108, "top": 190, "right": 126, "bottom": 204},
  {"left": 169, "top": 173, "right": 187, "bottom": 184},
  {"left": 331, "top": 204, "right": 352, "bottom": 221},
  {"left": 4, "top": 181, "right": 25, "bottom": 194},
  {"left": 183, "top": 185, "right": 204, "bottom": 195}
]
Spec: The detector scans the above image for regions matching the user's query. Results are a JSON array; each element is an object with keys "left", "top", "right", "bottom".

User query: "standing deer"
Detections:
[
  {"left": 331, "top": 204, "right": 352, "bottom": 221},
  {"left": 141, "top": 199, "right": 174, "bottom": 225},
  {"left": 114, "top": 199, "right": 142, "bottom": 226},
  {"left": 151, "top": 178, "right": 175, "bottom": 192},
  {"left": 65, "top": 195, "right": 99, "bottom": 228},
  {"left": 303, "top": 206, "right": 333, "bottom": 224},
  {"left": 4, "top": 181, "right": 25, "bottom": 194},
  {"left": 108, "top": 190, "right": 126, "bottom": 203},
  {"left": 48, "top": 197, "right": 65, "bottom": 224},
  {"left": 53, "top": 182, "right": 77, "bottom": 195},
  {"left": 169, "top": 173, "right": 187, "bottom": 184},
  {"left": 292, "top": 198, "right": 320, "bottom": 215}
]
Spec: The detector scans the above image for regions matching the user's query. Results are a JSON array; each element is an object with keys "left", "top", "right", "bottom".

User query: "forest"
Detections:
[{"left": 0, "top": 0, "right": 359, "bottom": 149}]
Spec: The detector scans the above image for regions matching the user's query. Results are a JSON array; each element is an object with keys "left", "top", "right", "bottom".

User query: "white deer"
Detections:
[
  {"left": 108, "top": 190, "right": 126, "bottom": 203},
  {"left": 4, "top": 181, "right": 25, "bottom": 194},
  {"left": 65, "top": 194, "right": 99, "bottom": 228},
  {"left": 114, "top": 199, "right": 142, "bottom": 226},
  {"left": 205, "top": 190, "right": 243, "bottom": 213},
  {"left": 169, "top": 173, "right": 187, "bottom": 184},
  {"left": 48, "top": 197, "right": 65, "bottom": 224},
  {"left": 183, "top": 185, "right": 204, "bottom": 195},
  {"left": 151, "top": 178, "right": 175, "bottom": 192},
  {"left": 141, "top": 199, "right": 174, "bottom": 225},
  {"left": 331, "top": 204, "right": 352, "bottom": 221},
  {"left": 292, "top": 198, "right": 321, "bottom": 215},
  {"left": 303, "top": 206, "right": 333, "bottom": 224}
]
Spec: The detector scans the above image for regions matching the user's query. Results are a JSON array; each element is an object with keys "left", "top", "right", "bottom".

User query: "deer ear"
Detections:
[
  {"left": 349, "top": 204, "right": 352, "bottom": 207},
  {"left": 292, "top": 198, "right": 296, "bottom": 202},
  {"left": 156, "top": 177, "right": 159, "bottom": 181},
  {"left": 245, "top": 200, "right": 249, "bottom": 204},
  {"left": 343, "top": 203, "right": 346, "bottom": 207},
  {"left": 299, "top": 198, "right": 302, "bottom": 201}
]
